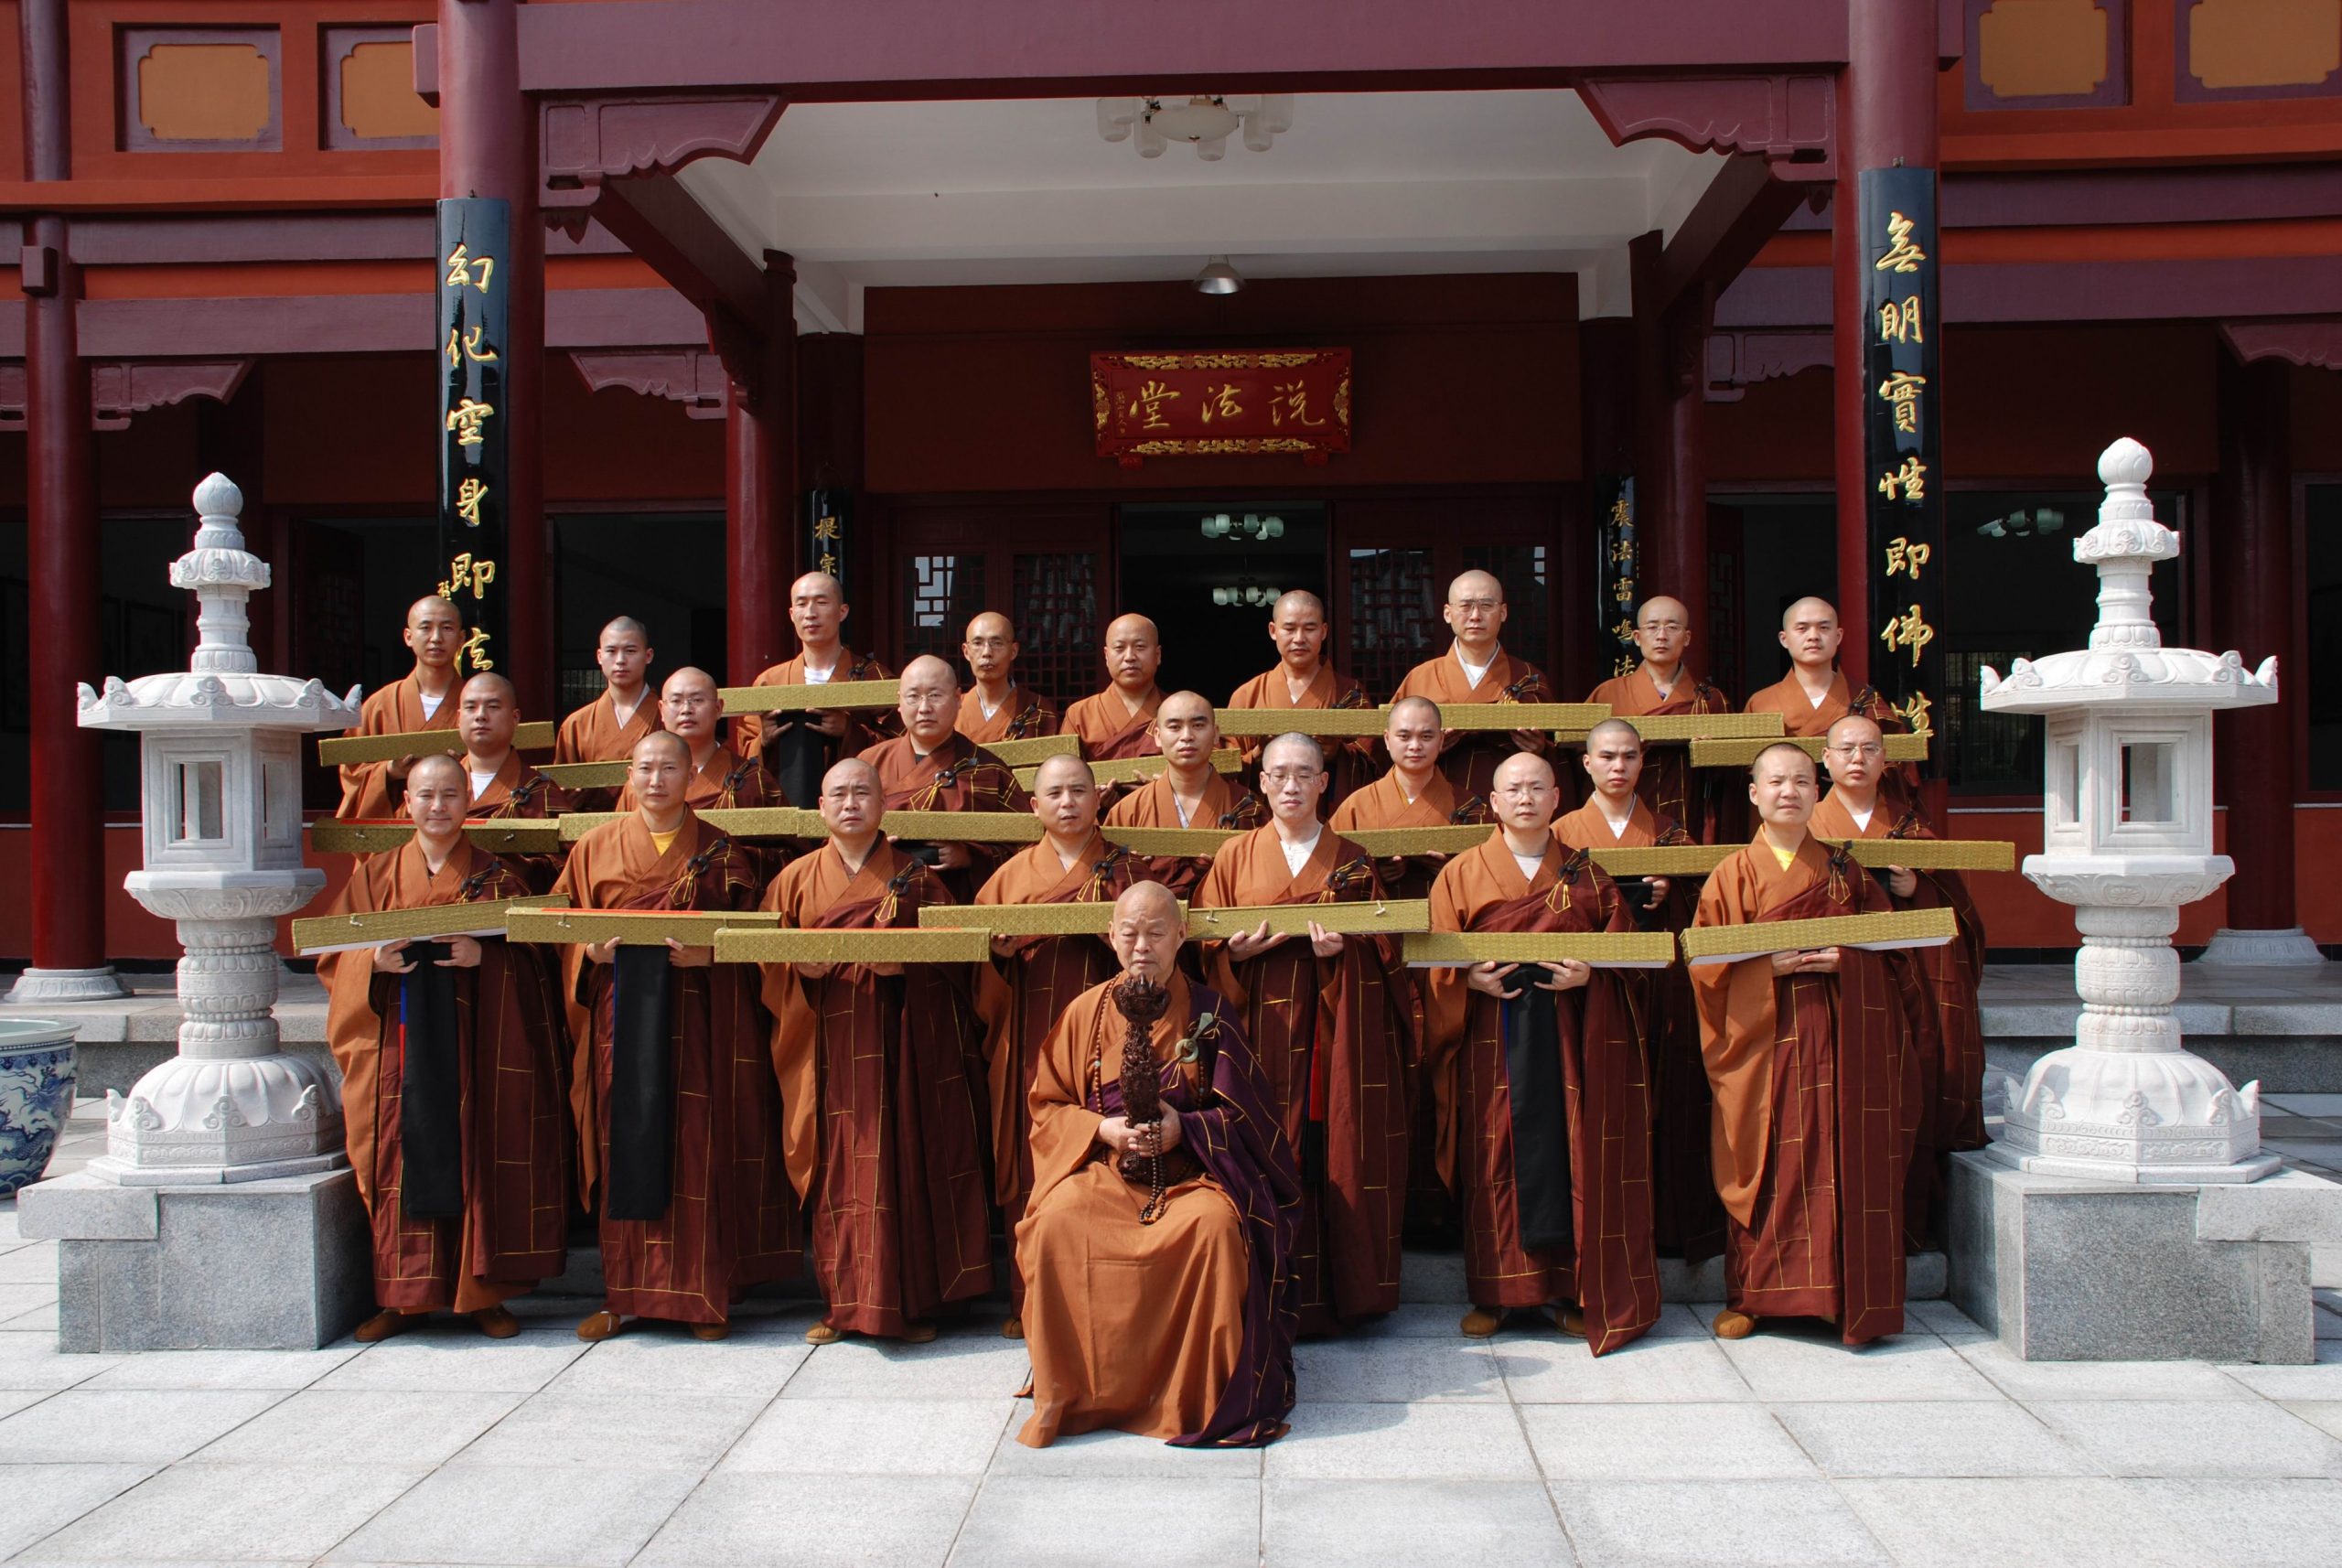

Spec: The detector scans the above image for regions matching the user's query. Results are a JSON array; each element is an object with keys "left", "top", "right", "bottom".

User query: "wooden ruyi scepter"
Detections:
[{"left": 1112, "top": 972, "right": 1177, "bottom": 1220}]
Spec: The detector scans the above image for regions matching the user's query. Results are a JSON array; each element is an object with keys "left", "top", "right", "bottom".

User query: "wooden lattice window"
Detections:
[
  {"left": 1013, "top": 553, "right": 1101, "bottom": 708},
  {"left": 1346, "top": 546, "right": 1438, "bottom": 698},
  {"left": 902, "top": 553, "right": 987, "bottom": 671}
]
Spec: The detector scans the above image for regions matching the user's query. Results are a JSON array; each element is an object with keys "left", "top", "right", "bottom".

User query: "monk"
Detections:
[
  {"left": 1102, "top": 690, "right": 1264, "bottom": 900},
  {"left": 317, "top": 754, "right": 570, "bottom": 1343},
  {"left": 859, "top": 654, "right": 1030, "bottom": 902},
  {"left": 615, "top": 666, "right": 783, "bottom": 813},
  {"left": 1744, "top": 596, "right": 1916, "bottom": 813},
  {"left": 760, "top": 758, "right": 994, "bottom": 1345},
  {"left": 1585, "top": 595, "right": 1733, "bottom": 842},
  {"left": 446, "top": 673, "right": 564, "bottom": 817},
  {"left": 335, "top": 596, "right": 465, "bottom": 821},
  {"left": 956, "top": 610, "right": 1059, "bottom": 744},
  {"left": 1194, "top": 733, "right": 1413, "bottom": 1334},
  {"left": 1391, "top": 569, "right": 1552, "bottom": 817},
  {"left": 1814, "top": 714, "right": 1987, "bottom": 1247},
  {"left": 1225, "top": 589, "right": 1374, "bottom": 803},
  {"left": 741, "top": 572, "right": 894, "bottom": 805},
  {"left": 557, "top": 731, "right": 800, "bottom": 1343},
  {"left": 1061, "top": 612, "right": 1166, "bottom": 760},
  {"left": 1557, "top": 718, "right": 1723, "bottom": 1263},
  {"left": 1017, "top": 880, "right": 1300, "bottom": 1448},
  {"left": 554, "top": 616, "right": 661, "bottom": 763},
  {"left": 972, "top": 753, "right": 1146, "bottom": 1333},
  {"left": 1690, "top": 741, "right": 1921, "bottom": 1345}
]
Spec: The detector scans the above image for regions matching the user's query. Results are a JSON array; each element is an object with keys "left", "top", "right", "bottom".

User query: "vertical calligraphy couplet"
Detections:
[
  {"left": 1595, "top": 477, "right": 1640, "bottom": 679},
  {"left": 1860, "top": 166, "right": 1945, "bottom": 759},
  {"left": 805, "top": 489, "right": 850, "bottom": 597},
  {"left": 436, "top": 198, "right": 510, "bottom": 675}
]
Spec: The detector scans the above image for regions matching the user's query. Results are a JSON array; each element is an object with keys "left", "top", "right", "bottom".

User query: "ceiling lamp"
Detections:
[
  {"left": 1193, "top": 257, "right": 1243, "bottom": 295},
  {"left": 1097, "top": 94, "right": 1295, "bottom": 161},
  {"left": 1200, "top": 511, "right": 1284, "bottom": 539},
  {"left": 1212, "top": 585, "right": 1282, "bottom": 607}
]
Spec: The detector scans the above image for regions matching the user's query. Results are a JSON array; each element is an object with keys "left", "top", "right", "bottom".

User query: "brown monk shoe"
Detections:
[
  {"left": 575, "top": 1310, "right": 626, "bottom": 1343},
  {"left": 999, "top": 1316, "right": 1024, "bottom": 1340},
  {"left": 901, "top": 1321, "right": 940, "bottom": 1345},
  {"left": 690, "top": 1321, "right": 731, "bottom": 1342},
  {"left": 1711, "top": 1308, "right": 1758, "bottom": 1340},
  {"left": 471, "top": 1306, "right": 521, "bottom": 1339},
  {"left": 1460, "top": 1306, "right": 1504, "bottom": 1338},
  {"left": 804, "top": 1321, "right": 843, "bottom": 1346},
  {"left": 352, "top": 1308, "right": 418, "bottom": 1345},
  {"left": 1556, "top": 1305, "right": 1586, "bottom": 1338}
]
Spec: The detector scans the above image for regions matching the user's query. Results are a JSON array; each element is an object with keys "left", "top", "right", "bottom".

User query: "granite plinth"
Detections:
[{"left": 1950, "top": 1150, "right": 2342, "bottom": 1365}]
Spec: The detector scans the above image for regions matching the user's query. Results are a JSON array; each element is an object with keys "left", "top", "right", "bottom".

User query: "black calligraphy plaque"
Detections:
[
  {"left": 805, "top": 488, "right": 850, "bottom": 596},
  {"left": 435, "top": 197, "right": 510, "bottom": 675},
  {"left": 1595, "top": 475, "right": 1639, "bottom": 679},
  {"left": 1860, "top": 166, "right": 1945, "bottom": 758}
]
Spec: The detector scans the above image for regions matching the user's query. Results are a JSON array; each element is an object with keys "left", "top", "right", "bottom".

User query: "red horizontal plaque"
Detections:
[{"left": 1091, "top": 349, "right": 1351, "bottom": 467}]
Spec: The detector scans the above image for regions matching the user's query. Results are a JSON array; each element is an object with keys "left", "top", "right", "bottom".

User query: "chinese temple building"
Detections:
[{"left": 3, "top": 0, "right": 2339, "bottom": 981}]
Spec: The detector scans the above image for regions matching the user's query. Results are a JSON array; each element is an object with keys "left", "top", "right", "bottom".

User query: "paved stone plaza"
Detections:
[{"left": 0, "top": 1096, "right": 2337, "bottom": 1568}]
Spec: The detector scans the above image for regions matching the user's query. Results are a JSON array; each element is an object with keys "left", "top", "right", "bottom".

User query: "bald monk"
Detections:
[
  {"left": 317, "top": 754, "right": 570, "bottom": 1343},
  {"left": 1102, "top": 691, "right": 1264, "bottom": 900},
  {"left": 554, "top": 616, "right": 661, "bottom": 766},
  {"left": 1017, "top": 880, "right": 1300, "bottom": 1448},
  {"left": 1745, "top": 596, "right": 1916, "bottom": 814},
  {"left": 1061, "top": 613, "right": 1166, "bottom": 760},
  {"left": 1424, "top": 752, "right": 1660, "bottom": 1352},
  {"left": 741, "top": 572, "right": 895, "bottom": 804},
  {"left": 1194, "top": 733, "right": 1413, "bottom": 1334},
  {"left": 1226, "top": 590, "right": 1374, "bottom": 803},
  {"left": 760, "top": 759, "right": 994, "bottom": 1344},
  {"left": 615, "top": 667, "right": 782, "bottom": 813},
  {"left": 557, "top": 732, "right": 800, "bottom": 1343},
  {"left": 858, "top": 654, "right": 1031, "bottom": 903},
  {"left": 1815, "top": 714, "right": 1987, "bottom": 1247},
  {"left": 418, "top": 673, "right": 570, "bottom": 891},
  {"left": 1585, "top": 596, "right": 1733, "bottom": 843},
  {"left": 1391, "top": 569, "right": 1553, "bottom": 817},
  {"left": 1558, "top": 719, "right": 1724, "bottom": 1263},
  {"left": 1690, "top": 742, "right": 1921, "bottom": 1345},
  {"left": 972, "top": 753, "right": 1146, "bottom": 1332},
  {"left": 957, "top": 611, "right": 1059, "bottom": 744},
  {"left": 335, "top": 596, "right": 465, "bottom": 821}
]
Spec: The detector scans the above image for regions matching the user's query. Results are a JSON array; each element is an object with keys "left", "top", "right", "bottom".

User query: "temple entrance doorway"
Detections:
[{"left": 1117, "top": 500, "right": 1328, "bottom": 703}]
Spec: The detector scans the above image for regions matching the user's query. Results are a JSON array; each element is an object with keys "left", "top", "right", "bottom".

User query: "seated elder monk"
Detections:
[{"left": 1018, "top": 879, "right": 1301, "bottom": 1449}]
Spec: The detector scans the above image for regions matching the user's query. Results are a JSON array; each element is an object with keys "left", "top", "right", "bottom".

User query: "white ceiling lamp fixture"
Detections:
[
  {"left": 1097, "top": 94, "right": 1294, "bottom": 162},
  {"left": 1193, "top": 256, "right": 1244, "bottom": 295}
]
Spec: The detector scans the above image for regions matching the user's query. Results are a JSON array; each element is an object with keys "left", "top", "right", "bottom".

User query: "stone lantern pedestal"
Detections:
[
  {"left": 1947, "top": 439, "right": 2342, "bottom": 1361},
  {"left": 17, "top": 475, "right": 372, "bottom": 1350}
]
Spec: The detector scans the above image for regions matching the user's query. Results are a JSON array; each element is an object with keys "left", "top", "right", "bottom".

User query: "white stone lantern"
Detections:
[
  {"left": 1979, "top": 436, "right": 2280, "bottom": 1182},
  {"left": 73, "top": 473, "right": 361, "bottom": 1183}
]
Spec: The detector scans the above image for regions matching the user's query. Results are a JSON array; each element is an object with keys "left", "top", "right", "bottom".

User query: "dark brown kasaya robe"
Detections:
[
  {"left": 553, "top": 813, "right": 801, "bottom": 1326},
  {"left": 956, "top": 683, "right": 1059, "bottom": 744},
  {"left": 1689, "top": 832, "right": 1923, "bottom": 1344},
  {"left": 972, "top": 831, "right": 1145, "bottom": 1311},
  {"left": 1423, "top": 834, "right": 1660, "bottom": 1354},
  {"left": 858, "top": 731, "right": 1032, "bottom": 903},
  {"left": 1103, "top": 770, "right": 1265, "bottom": 901},
  {"left": 1196, "top": 826, "right": 1414, "bottom": 1333},
  {"left": 554, "top": 688, "right": 662, "bottom": 812},
  {"left": 738, "top": 647, "right": 897, "bottom": 806},
  {"left": 1225, "top": 662, "right": 1376, "bottom": 810},
  {"left": 1811, "top": 790, "right": 1988, "bottom": 1247},
  {"left": 1745, "top": 671, "right": 1918, "bottom": 817},
  {"left": 1018, "top": 973, "right": 1300, "bottom": 1449},
  {"left": 319, "top": 840, "right": 571, "bottom": 1314},
  {"left": 761, "top": 842, "right": 995, "bottom": 1337},
  {"left": 1391, "top": 646, "right": 1563, "bottom": 818},
  {"left": 335, "top": 671, "right": 459, "bottom": 822},
  {"left": 1585, "top": 665, "right": 1734, "bottom": 843},
  {"left": 454, "top": 750, "right": 573, "bottom": 894},
  {"left": 1061, "top": 684, "right": 1164, "bottom": 761},
  {"left": 1556, "top": 795, "right": 1725, "bottom": 1264}
]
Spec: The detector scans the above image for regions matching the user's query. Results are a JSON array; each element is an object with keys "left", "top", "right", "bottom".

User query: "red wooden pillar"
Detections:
[
  {"left": 1631, "top": 234, "right": 1713, "bottom": 651},
  {"left": 2211, "top": 353, "right": 2305, "bottom": 949},
  {"left": 13, "top": 0, "right": 121, "bottom": 998},
  {"left": 1832, "top": 0, "right": 1939, "bottom": 691},
  {"left": 724, "top": 252, "right": 798, "bottom": 682},
  {"left": 437, "top": 0, "right": 551, "bottom": 716}
]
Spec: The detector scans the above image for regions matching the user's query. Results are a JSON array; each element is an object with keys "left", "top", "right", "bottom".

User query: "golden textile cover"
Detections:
[
  {"left": 292, "top": 894, "right": 558, "bottom": 955},
  {"left": 1679, "top": 905, "right": 1956, "bottom": 964},
  {"left": 1440, "top": 703, "right": 1609, "bottom": 733},
  {"left": 917, "top": 900, "right": 1178, "bottom": 937},
  {"left": 1588, "top": 844, "right": 1739, "bottom": 876},
  {"left": 1835, "top": 838, "right": 2016, "bottom": 872},
  {"left": 1212, "top": 707, "right": 1393, "bottom": 737},
  {"left": 1690, "top": 735, "right": 1929, "bottom": 768},
  {"left": 1184, "top": 898, "right": 1432, "bottom": 938},
  {"left": 1019, "top": 748, "right": 1242, "bottom": 789},
  {"left": 1341, "top": 824, "right": 1494, "bottom": 856},
  {"left": 317, "top": 720, "right": 555, "bottom": 767},
  {"left": 309, "top": 820, "right": 564, "bottom": 854},
  {"left": 505, "top": 908, "right": 783, "bottom": 944},
  {"left": 711, "top": 927, "right": 990, "bottom": 964},
  {"left": 1558, "top": 712, "right": 1786, "bottom": 744},
  {"left": 1099, "top": 825, "right": 1241, "bottom": 855},
  {"left": 876, "top": 811, "right": 1046, "bottom": 843},
  {"left": 1402, "top": 930, "right": 1678, "bottom": 968},
  {"left": 716, "top": 679, "right": 902, "bottom": 715},
  {"left": 981, "top": 734, "right": 1082, "bottom": 767},
  {"left": 535, "top": 759, "right": 630, "bottom": 789}
]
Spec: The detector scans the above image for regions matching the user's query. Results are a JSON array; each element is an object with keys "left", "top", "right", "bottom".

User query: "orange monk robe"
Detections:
[
  {"left": 1556, "top": 796, "right": 1724, "bottom": 1263},
  {"left": 1103, "top": 770, "right": 1265, "bottom": 901},
  {"left": 760, "top": 843, "right": 995, "bottom": 1337},
  {"left": 1195, "top": 826, "right": 1413, "bottom": 1332},
  {"left": 457, "top": 752, "right": 574, "bottom": 895},
  {"left": 1225, "top": 663, "right": 1375, "bottom": 808},
  {"left": 1422, "top": 837, "right": 1660, "bottom": 1351},
  {"left": 335, "top": 673, "right": 460, "bottom": 821},
  {"left": 553, "top": 813, "right": 801, "bottom": 1326},
  {"left": 955, "top": 684, "right": 1059, "bottom": 745},
  {"left": 972, "top": 832, "right": 1146, "bottom": 1311},
  {"left": 553, "top": 690, "right": 661, "bottom": 812},
  {"left": 1061, "top": 685, "right": 1163, "bottom": 761},
  {"left": 736, "top": 648, "right": 897, "bottom": 794},
  {"left": 857, "top": 732, "right": 1031, "bottom": 903},
  {"left": 1811, "top": 790, "right": 1988, "bottom": 1245},
  {"left": 1018, "top": 972, "right": 1300, "bottom": 1448},
  {"left": 1689, "top": 835, "right": 1922, "bottom": 1344},
  {"left": 1584, "top": 666, "right": 1733, "bottom": 843},
  {"left": 1391, "top": 647, "right": 1560, "bottom": 818},
  {"left": 1744, "top": 670, "right": 1918, "bottom": 814},
  {"left": 317, "top": 841, "right": 571, "bottom": 1315},
  {"left": 615, "top": 744, "right": 781, "bottom": 814}
]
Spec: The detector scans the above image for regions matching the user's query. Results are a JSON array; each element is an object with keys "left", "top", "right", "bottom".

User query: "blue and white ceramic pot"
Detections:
[{"left": 0, "top": 1019, "right": 77, "bottom": 1197}]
